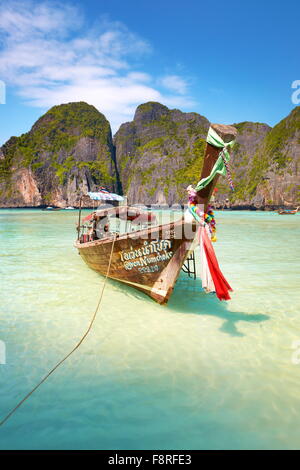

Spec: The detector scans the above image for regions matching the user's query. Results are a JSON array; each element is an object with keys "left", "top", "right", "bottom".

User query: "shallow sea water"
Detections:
[{"left": 0, "top": 209, "right": 299, "bottom": 450}]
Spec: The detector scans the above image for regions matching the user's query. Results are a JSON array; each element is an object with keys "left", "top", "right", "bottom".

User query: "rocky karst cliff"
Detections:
[
  {"left": 215, "top": 121, "right": 272, "bottom": 206},
  {"left": 0, "top": 102, "right": 119, "bottom": 207},
  {"left": 114, "top": 102, "right": 210, "bottom": 205},
  {"left": 115, "top": 103, "right": 299, "bottom": 208},
  {"left": 230, "top": 106, "right": 300, "bottom": 208},
  {"left": 0, "top": 101, "right": 299, "bottom": 208}
]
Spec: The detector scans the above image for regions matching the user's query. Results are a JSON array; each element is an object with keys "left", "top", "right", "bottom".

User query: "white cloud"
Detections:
[
  {"left": 0, "top": 1, "right": 195, "bottom": 132},
  {"left": 0, "top": 1, "right": 81, "bottom": 40},
  {"left": 160, "top": 75, "right": 188, "bottom": 94}
]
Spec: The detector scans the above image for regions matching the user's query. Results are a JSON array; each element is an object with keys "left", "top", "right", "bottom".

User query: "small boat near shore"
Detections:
[
  {"left": 75, "top": 124, "right": 237, "bottom": 304},
  {"left": 42, "top": 206, "right": 61, "bottom": 211},
  {"left": 277, "top": 207, "right": 299, "bottom": 215}
]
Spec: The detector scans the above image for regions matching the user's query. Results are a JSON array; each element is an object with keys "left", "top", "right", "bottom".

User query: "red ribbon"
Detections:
[{"left": 201, "top": 227, "right": 233, "bottom": 301}]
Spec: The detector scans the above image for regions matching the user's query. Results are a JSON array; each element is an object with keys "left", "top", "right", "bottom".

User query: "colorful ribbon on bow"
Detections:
[
  {"left": 187, "top": 186, "right": 232, "bottom": 300},
  {"left": 195, "top": 126, "right": 235, "bottom": 192},
  {"left": 198, "top": 226, "right": 233, "bottom": 301}
]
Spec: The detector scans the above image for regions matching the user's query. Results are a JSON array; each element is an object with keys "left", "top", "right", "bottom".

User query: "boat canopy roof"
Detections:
[
  {"left": 82, "top": 206, "right": 157, "bottom": 225},
  {"left": 87, "top": 191, "right": 124, "bottom": 201}
]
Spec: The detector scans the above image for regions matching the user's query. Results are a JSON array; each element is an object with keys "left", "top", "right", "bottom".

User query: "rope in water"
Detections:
[{"left": 0, "top": 235, "right": 116, "bottom": 427}]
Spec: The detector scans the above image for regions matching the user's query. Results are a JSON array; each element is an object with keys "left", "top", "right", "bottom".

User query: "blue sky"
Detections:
[{"left": 0, "top": 0, "right": 299, "bottom": 145}]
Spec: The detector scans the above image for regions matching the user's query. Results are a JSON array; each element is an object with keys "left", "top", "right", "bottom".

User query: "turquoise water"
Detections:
[{"left": 0, "top": 209, "right": 300, "bottom": 450}]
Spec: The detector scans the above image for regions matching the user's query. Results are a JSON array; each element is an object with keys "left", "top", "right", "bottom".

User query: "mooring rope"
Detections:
[{"left": 0, "top": 235, "right": 116, "bottom": 427}]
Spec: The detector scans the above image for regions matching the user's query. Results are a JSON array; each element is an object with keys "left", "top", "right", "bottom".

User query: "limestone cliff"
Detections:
[
  {"left": 114, "top": 102, "right": 210, "bottom": 205},
  {"left": 0, "top": 101, "right": 299, "bottom": 209},
  {"left": 230, "top": 107, "right": 300, "bottom": 208},
  {"left": 0, "top": 102, "right": 119, "bottom": 207},
  {"left": 114, "top": 103, "right": 299, "bottom": 208},
  {"left": 215, "top": 121, "right": 272, "bottom": 206}
]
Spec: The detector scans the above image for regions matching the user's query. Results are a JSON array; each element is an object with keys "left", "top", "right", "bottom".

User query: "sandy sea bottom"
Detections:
[{"left": 0, "top": 209, "right": 300, "bottom": 450}]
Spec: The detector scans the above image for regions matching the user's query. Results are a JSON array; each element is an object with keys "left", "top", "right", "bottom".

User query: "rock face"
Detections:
[
  {"left": 0, "top": 102, "right": 119, "bottom": 207},
  {"left": 114, "top": 102, "right": 210, "bottom": 205},
  {"left": 236, "top": 106, "right": 300, "bottom": 208},
  {"left": 114, "top": 103, "right": 300, "bottom": 208},
  {"left": 0, "top": 101, "right": 299, "bottom": 208},
  {"left": 215, "top": 121, "right": 272, "bottom": 206}
]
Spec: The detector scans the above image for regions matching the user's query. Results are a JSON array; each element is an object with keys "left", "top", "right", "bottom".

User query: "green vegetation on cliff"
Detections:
[
  {"left": 1, "top": 101, "right": 299, "bottom": 207},
  {"left": 1, "top": 102, "right": 112, "bottom": 171},
  {"left": 0, "top": 102, "right": 116, "bottom": 206},
  {"left": 262, "top": 106, "right": 300, "bottom": 169},
  {"left": 229, "top": 107, "right": 299, "bottom": 205},
  {"left": 116, "top": 103, "right": 299, "bottom": 207},
  {"left": 114, "top": 101, "right": 210, "bottom": 204}
]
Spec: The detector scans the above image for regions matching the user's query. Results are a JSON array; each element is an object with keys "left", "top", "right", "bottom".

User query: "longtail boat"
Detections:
[
  {"left": 75, "top": 124, "right": 237, "bottom": 304},
  {"left": 277, "top": 207, "right": 299, "bottom": 215}
]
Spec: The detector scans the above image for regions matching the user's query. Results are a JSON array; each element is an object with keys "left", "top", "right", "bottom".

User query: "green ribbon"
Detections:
[{"left": 195, "top": 127, "right": 235, "bottom": 192}]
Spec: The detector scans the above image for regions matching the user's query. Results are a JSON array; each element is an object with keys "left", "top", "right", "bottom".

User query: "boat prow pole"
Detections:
[{"left": 196, "top": 123, "right": 238, "bottom": 209}]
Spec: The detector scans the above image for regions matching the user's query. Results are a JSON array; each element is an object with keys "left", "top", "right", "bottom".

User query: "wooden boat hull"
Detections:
[{"left": 75, "top": 218, "right": 197, "bottom": 304}]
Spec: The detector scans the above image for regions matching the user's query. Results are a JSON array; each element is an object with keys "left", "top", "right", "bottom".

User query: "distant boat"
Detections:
[
  {"left": 42, "top": 206, "right": 61, "bottom": 211},
  {"left": 75, "top": 124, "right": 237, "bottom": 304},
  {"left": 277, "top": 207, "right": 299, "bottom": 215},
  {"left": 65, "top": 206, "right": 75, "bottom": 210}
]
